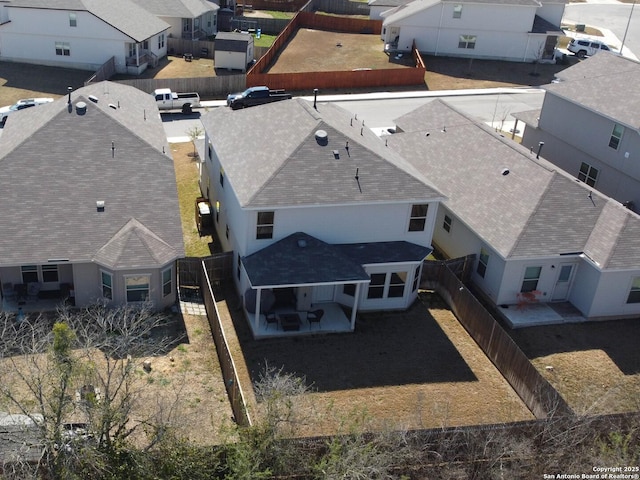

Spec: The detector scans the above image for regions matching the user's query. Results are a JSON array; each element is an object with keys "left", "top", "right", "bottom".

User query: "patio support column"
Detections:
[
  {"left": 254, "top": 288, "right": 262, "bottom": 331},
  {"left": 350, "top": 283, "right": 362, "bottom": 330}
]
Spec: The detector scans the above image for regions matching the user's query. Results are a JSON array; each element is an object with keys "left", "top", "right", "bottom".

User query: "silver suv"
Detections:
[{"left": 567, "top": 38, "right": 611, "bottom": 58}]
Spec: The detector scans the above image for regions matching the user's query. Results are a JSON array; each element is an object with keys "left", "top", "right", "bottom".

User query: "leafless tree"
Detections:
[{"left": 0, "top": 303, "right": 185, "bottom": 478}]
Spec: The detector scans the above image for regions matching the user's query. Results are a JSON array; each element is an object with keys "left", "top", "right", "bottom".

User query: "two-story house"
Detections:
[
  {"left": 0, "top": 81, "right": 185, "bottom": 312},
  {"left": 380, "top": 0, "right": 565, "bottom": 63},
  {"left": 0, "top": 0, "right": 170, "bottom": 74},
  {"left": 131, "top": 0, "right": 219, "bottom": 40},
  {"left": 386, "top": 99, "right": 640, "bottom": 326},
  {"left": 514, "top": 52, "right": 640, "bottom": 214},
  {"left": 199, "top": 99, "right": 446, "bottom": 338}
]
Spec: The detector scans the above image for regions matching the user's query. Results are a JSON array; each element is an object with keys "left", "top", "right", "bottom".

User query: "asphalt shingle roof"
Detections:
[
  {"left": 545, "top": 52, "right": 640, "bottom": 131},
  {"left": 0, "top": 81, "right": 184, "bottom": 267},
  {"left": 200, "top": 98, "right": 445, "bottom": 209},
  {"left": 131, "top": 0, "right": 218, "bottom": 19},
  {"left": 388, "top": 99, "right": 640, "bottom": 267},
  {"left": 7, "top": 0, "right": 169, "bottom": 42}
]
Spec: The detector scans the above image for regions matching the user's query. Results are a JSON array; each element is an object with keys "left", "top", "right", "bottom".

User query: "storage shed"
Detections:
[{"left": 214, "top": 31, "right": 254, "bottom": 72}]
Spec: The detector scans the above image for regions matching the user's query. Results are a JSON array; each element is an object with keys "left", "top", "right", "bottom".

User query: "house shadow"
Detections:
[
  {"left": 233, "top": 293, "right": 477, "bottom": 392},
  {"left": 508, "top": 318, "right": 640, "bottom": 375}
]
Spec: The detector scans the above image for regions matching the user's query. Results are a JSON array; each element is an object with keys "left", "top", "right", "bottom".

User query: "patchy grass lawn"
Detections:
[{"left": 170, "top": 142, "right": 217, "bottom": 257}]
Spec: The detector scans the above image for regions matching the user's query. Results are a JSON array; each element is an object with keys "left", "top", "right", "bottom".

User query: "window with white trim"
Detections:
[
  {"left": 158, "top": 33, "right": 165, "bottom": 49},
  {"left": 125, "top": 275, "right": 150, "bottom": 302},
  {"left": 69, "top": 13, "right": 77, "bottom": 27},
  {"left": 627, "top": 277, "right": 640, "bottom": 303},
  {"left": 609, "top": 124, "right": 624, "bottom": 150},
  {"left": 42, "top": 264, "right": 59, "bottom": 283},
  {"left": 162, "top": 267, "right": 172, "bottom": 297},
  {"left": 256, "top": 211, "right": 274, "bottom": 239},
  {"left": 408, "top": 204, "right": 428, "bottom": 231},
  {"left": 477, "top": 248, "right": 489, "bottom": 278},
  {"left": 443, "top": 214, "right": 452, "bottom": 233},
  {"left": 578, "top": 162, "right": 598, "bottom": 187},
  {"left": 388, "top": 273, "right": 406, "bottom": 298},
  {"left": 453, "top": 5, "right": 462, "bottom": 18},
  {"left": 412, "top": 265, "right": 421, "bottom": 292},
  {"left": 55, "top": 42, "right": 70, "bottom": 56},
  {"left": 458, "top": 35, "right": 476, "bottom": 49},
  {"left": 367, "top": 273, "right": 386, "bottom": 299},
  {"left": 101, "top": 271, "right": 113, "bottom": 300},
  {"left": 21, "top": 265, "right": 38, "bottom": 284},
  {"left": 521, "top": 266, "right": 542, "bottom": 293}
]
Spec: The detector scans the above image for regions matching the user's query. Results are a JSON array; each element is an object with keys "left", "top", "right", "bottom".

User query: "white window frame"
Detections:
[
  {"left": 69, "top": 13, "right": 77, "bottom": 27},
  {"left": 158, "top": 33, "right": 165, "bottom": 49},
  {"left": 477, "top": 248, "right": 490, "bottom": 278},
  {"left": 125, "top": 274, "right": 150, "bottom": 303},
  {"left": 609, "top": 123, "right": 624, "bottom": 150},
  {"left": 21, "top": 265, "right": 39, "bottom": 284},
  {"left": 521, "top": 266, "right": 542, "bottom": 293},
  {"left": 101, "top": 270, "right": 113, "bottom": 300},
  {"left": 162, "top": 267, "right": 172, "bottom": 298},
  {"left": 55, "top": 41, "right": 71, "bottom": 56},
  {"left": 627, "top": 276, "right": 640, "bottom": 304},
  {"left": 41, "top": 264, "right": 59, "bottom": 283},
  {"left": 453, "top": 4, "right": 462, "bottom": 18},
  {"left": 458, "top": 35, "right": 476, "bottom": 49},
  {"left": 578, "top": 162, "right": 598, "bottom": 187},
  {"left": 408, "top": 204, "right": 428, "bottom": 232},
  {"left": 443, "top": 214, "right": 452, "bottom": 233},
  {"left": 256, "top": 211, "right": 274, "bottom": 239}
]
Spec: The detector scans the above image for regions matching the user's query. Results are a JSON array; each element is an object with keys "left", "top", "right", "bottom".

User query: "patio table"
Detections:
[{"left": 279, "top": 313, "right": 301, "bottom": 331}]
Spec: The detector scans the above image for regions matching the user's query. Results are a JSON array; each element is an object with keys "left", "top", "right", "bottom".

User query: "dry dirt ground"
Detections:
[
  {"left": 0, "top": 310, "right": 233, "bottom": 446},
  {"left": 222, "top": 289, "right": 534, "bottom": 436},
  {"left": 509, "top": 320, "right": 640, "bottom": 416}
]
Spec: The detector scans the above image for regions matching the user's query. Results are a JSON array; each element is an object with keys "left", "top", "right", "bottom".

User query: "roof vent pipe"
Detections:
[
  {"left": 75, "top": 101, "right": 87, "bottom": 115},
  {"left": 67, "top": 86, "right": 73, "bottom": 104},
  {"left": 313, "top": 88, "right": 318, "bottom": 110},
  {"left": 536, "top": 141, "right": 545, "bottom": 159}
]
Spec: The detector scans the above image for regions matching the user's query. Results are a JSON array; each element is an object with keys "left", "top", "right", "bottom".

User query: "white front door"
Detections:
[{"left": 551, "top": 264, "right": 575, "bottom": 301}]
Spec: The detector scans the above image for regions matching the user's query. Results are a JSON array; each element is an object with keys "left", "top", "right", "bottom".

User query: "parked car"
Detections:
[
  {"left": 567, "top": 38, "right": 612, "bottom": 58},
  {"left": 0, "top": 97, "right": 54, "bottom": 126}
]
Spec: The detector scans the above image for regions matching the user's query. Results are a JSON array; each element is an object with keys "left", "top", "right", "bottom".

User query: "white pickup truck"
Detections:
[{"left": 153, "top": 88, "right": 201, "bottom": 113}]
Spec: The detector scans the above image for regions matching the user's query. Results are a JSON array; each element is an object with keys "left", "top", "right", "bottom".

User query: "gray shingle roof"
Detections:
[
  {"left": 243, "top": 232, "right": 370, "bottom": 287},
  {"left": 215, "top": 32, "right": 252, "bottom": 52},
  {"left": 383, "top": 0, "right": 540, "bottom": 23},
  {"left": 200, "top": 98, "right": 445, "bottom": 209},
  {"left": 0, "top": 81, "right": 184, "bottom": 267},
  {"left": 388, "top": 99, "right": 640, "bottom": 267},
  {"left": 8, "top": 0, "right": 170, "bottom": 42},
  {"left": 131, "top": 0, "right": 219, "bottom": 19},
  {"left": 545, "top": 52, "right": 640, "bottom": 131}
]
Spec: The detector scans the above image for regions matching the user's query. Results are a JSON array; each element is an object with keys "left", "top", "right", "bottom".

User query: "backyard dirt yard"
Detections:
[
  {"left": 267, "top": 29, "right": 415, "bottom": 73},
  {"left": 509, "top": 319, "right": 640, "bottom": 416},
  {"left": 224, "top": 290, "right": 534, "bottom": 436}
]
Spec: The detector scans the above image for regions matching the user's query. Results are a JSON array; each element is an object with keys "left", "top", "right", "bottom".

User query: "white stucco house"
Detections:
[
  {"left": 379, "top": 0, "right": 565, "bottom": 63},
  {"left": 514, "top": 52, "right": 640, "bottom": 215},
  {"left": 0, "top": 0, "right": 170, "bottom": 74},
  {"left": 0, "top": 81, "right": 185, "bottom": 313},
  {"left": 199, "top": 99, "right": 446, "bottom": 338},
  {"left": 131, "top": 0, "right": 219, "bottom": 40},
  {"left": 386, "top": 99, "right": 640, "bottom": 326}
]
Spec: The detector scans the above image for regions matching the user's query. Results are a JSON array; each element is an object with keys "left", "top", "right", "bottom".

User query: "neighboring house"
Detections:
[
  {"left": 214, "top": 31, "right": 254, "bottom": 72},
  {"left": 514, "top": 52, "right": 640, "bottom": 214},
  {"left": 385, "top": 99, "right": 640, "bottom": 325},
  {"left": 131, "top": 0, "right": 219, "bottom": 40},
  {"left": 0, "top": 0, "right": 170, "bottom": 74},
  {"left": 199, "top": 99, "right": 446, "bottom": 338},
  {"left": 379, "top": 0, "right": 565, "bottom": 62},
  {"left": 0, "top": 81, "right": 185, "bottom": 312},
  {"left": 368, "top": 0, "right": 409, "bottom": 21}
]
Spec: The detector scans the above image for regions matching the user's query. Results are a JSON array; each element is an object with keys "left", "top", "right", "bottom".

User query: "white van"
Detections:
[{"left": 0, "top": 97, "right": 54, "bottom": 126}]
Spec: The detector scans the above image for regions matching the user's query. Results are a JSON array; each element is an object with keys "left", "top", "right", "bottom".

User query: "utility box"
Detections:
[{"left": 195, "top": 197, "right": 212, "bottom": 236}]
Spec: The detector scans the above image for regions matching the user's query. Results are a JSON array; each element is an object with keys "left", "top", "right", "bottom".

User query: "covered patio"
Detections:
[{"left": 241, "top": 233, "right": 370, "bottom": 339}]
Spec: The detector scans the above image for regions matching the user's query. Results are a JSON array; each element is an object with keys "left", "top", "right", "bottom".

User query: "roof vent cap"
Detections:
[
  {"left": 75, "top": 101, "right": 87, "bottom": 115},
  {"left": 88, "top": 95, "right": 99, "bottom": 103},
  {"left": 96, "top": 200, "right": 105, "bottom": 212},
  {"left": 315, "top": 129, "right": 328, "bottom": 146},
  {"left": 501, "top": 168, "right": 510, "bottom": 176},
  {"left": 297, "top": 239, "right": 307, "bottom": 248},
  {"left": 108, "top": 103, "right": 117, "bottom": 110}
]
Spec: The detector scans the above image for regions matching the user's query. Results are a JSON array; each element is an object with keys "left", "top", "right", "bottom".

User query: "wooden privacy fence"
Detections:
[
  {"left": 178, "top": 254, "right": 251, "bottom": 426},
  {"left": 84, "top": 56, "right": 116, "bottom": 85},
  {"left": 167, "top": 38, "right": 215, "bottom": 59},
  {"left": 247, "top": 12, "right": 425, "bottom": 91},
  {"left": 116, "top": 75, "right": 245, "bottom": 99},
  {"left": 423, "top": 260, "right": 573, "bottom": 419}
]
